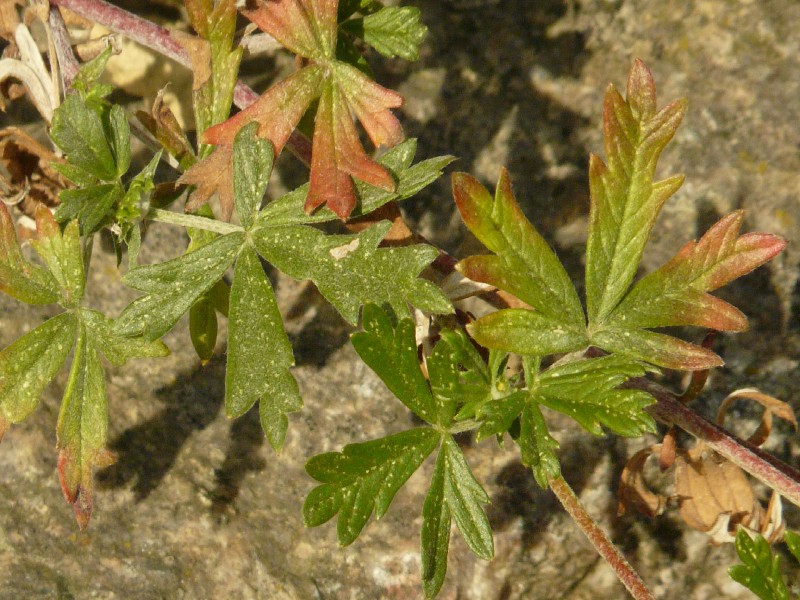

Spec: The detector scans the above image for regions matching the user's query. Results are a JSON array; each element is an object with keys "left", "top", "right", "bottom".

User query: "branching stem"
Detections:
[{"left": 549, "top": 475, "right": 654, "bottom": 600}]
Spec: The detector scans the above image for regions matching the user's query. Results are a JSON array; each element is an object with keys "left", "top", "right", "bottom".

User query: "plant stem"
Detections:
[
  {"left": 48, "top": 6, "right": 79, "bottom": 90},
  {"left": 148, "top": 208, "right": 242, "bottom": 235},
  {"left": 631, "top": 378, "right": 800, "bottom": 507},
  {"left": 549, "top": 475, "right": 655, "bottom": 600},
  {"left": 48, "top": 0, "right": 313, "bottom": 164}
]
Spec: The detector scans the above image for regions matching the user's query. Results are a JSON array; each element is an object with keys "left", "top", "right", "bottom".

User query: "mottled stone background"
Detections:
[{"left": 1, "top": 1, "right": 799, "bottom": 598}]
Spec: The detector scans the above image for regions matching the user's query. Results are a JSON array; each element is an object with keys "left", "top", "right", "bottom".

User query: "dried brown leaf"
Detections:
[
  {"left": 617, "top": 445, "right": 668, "bottom": 518},
  {"left": 675, "top": 449, "right": 756, "bottom": 540},
  {"left": 717, "top": 388, "right": 798, "bottom": 447},
  {"left": 178, "top": 145, "right": 233, "bottom": 220}
]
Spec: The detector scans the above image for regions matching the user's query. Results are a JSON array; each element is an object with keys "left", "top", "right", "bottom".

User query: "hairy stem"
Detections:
[
  {"left": 48, "top": 0, "right": 312, "bottom": 164},
  {"left": 48, "top": 6, "right": 79, "bottom": 90},
  {"left": 148, "top": 208, "right": 242, "bottom": 235},
  {"left": 549, "top": 475, "right": 654, "bottom": 600}
]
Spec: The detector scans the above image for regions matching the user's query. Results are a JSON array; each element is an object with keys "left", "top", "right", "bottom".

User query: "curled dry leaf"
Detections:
[
  {"left": 0, "top": 127, "right": 69, "bottom": 235},
  {"left": 618, "top": 387, "right": 795, "bottom": 544},
  {"left": 0, "top": 23, "right": 57, "bottom": 122}
]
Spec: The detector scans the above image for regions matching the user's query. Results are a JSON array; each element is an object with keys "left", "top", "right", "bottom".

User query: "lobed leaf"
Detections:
[
  {"left": 31, "top": 206, "right": 85, "bottom": 308},
  {"left": 585, "top": 59, "right": 687, "bottom": 325},
  {"left": 303, "top": 427, "right": 440, "bottom": 545},
  {"left": 253, "top": 221, "right": 451, "bottom": 324},
  {"left": 116, "top": 231, "right": 244, "bottom": 340},
  {"left": 453, "top": 169, "right": 583, "bottom": 327},
  {"left": 188, "top": 0, "right": 243, "bottom": 138},
  {"left": 421, "top": 436, "right": 493, "bottom": 597},
  {"left": 0, "top": 203, "right": 59, "bottom": 304},
  {"left": 56, "top": 323, "right": 114, "bottom": 530},
  {"left": 258, "top": 139, "right": 454, "bottom": 225},
  {"left": 55, "top": 183, "right": 122, "bottom": 235},
  {"left": 343, "top": 6, "right": 427, "bottom": 61},
  {"left": 729, "top": 530, "right": 789, "bottom": 600},
  {"left": 350, "top": 304, "right": 440, "bottom": 425},
  {"left": 517, "top": 403, "right": 561, "bottom": 487},
  {"left": 180, "top": 145, "right": 235, "bottom": 219},
  {"left": 609, "top": 211, "right": 786, "bottom": 331},
  {"left": 0, "top": 313, "right": 76, "bottom": 432},
  {"left": 50, "top": 92, "right": 117, "bottom": 181},
  {"left": 80, "top": 309, "right": 169, "bottom": 367},
  {"left": 202, "top": 0, "right": 406, "bottom": 219},
  {"left": 226, "top": 246, "right": 301, "bottom": 450},
  {"left": 535, "top": 355, "right": 657, "bottom": 437}
]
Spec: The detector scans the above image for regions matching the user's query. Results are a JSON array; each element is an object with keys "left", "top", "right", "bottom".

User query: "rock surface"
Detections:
[{"left": 2, "top": 1, "right": 800, "bottom": 598}]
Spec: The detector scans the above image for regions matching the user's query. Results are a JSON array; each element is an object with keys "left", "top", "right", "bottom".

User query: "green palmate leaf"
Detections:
[
  {"left": 116, "top": 231, "right": 244, "bottom": 340},
  {"left": 253, "top": 221, "right": 451, "bottom": 324},
  {"left": 454, "top": 169, "right": 583, "bottom": 326},
  {"left": 609, "top": 211, "right": 786, "bottom": 331},
  {"left": 80, "top": 309, "right": 169, "bottom": 366},
  {"left": 226, "top": 246, "right": 301, "bottom": 451},
  {"left": 535, "top": 354, "right": 656, "bottom": 437},
  {"left": 202, "top": 0, "right": 405, "bottom": 218},
  {"left": 55, "top": 183, "right": 122, "bottom": 235},
  {"left": 343, "top": 6, "right": 427, "bottom": 61},
  {"left": 421, "top": 436, "right": 493, "bottom": 598},
  {"left": 259, "top": 138, "right": 454, "bottom": 225},
  {"left": 303, "top": 427, "right": 440, "bottom": 545},
  {"left": 31, "top": 206, "right": 85, "bottom": 308},
  {"left": 351, "top": 304, "right": 441, "bottom": 425},
  {"left": 585, "top": 59, "right": 687, "bottom": 325},
  {"left": 0, "top": 203, "right": 59, "bottom": 304},
  {"left": 475, "top": 391, "right": 526, "bottom": 442},
  {"left": 729, "top": 530, "right": 789, "bottom": 600},
  {"left": 467, "top": 308, "right": 587, "bottom": 357},
  {"left": 56, "top": 323, "right": 113, "bottom": 530},
  {"left": 50, "top": 92, "right": 117, "bottom": 181},
  {"left": 0, "top": 313, "right": 76, "bottom": 436},
  {"left": 233, "top": 123, "right": 274, "bottom": 229}
]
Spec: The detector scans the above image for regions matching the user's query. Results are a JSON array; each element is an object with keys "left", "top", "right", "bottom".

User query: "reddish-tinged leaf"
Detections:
[
  {"left": 202, "top": 0, "right": 404, "bottom": 219},
  {"left": 179, "top": 146, "right": 234, "bottom": 219},
  {"left": 591, "top": 327, "right": 722, "bottom": 371},
  {"left": 243, "top": 0, "right": 338, "bottom": 59},
  {"left": 56, "top": 325, "right": 113, "bottom": 530},
  {"left": 0, "top": 202, "right": 59, "bottom": 304},
  {"left": 586, "top": 59, "right": 687, "bottom": 325},
  {"left": 334, "top": 62, "right": 404, "bottom": 148},
  {"left": 609, "top": 211, "right": 786, "bottom": 331},
  {"left": 453, "top": 170, "right": 583, "bottom": 326},
  {"left": 306, "top": 81, "right": 396, "bottom": 217},
  {"left": 202, "top": 65, "right": 325, "bottom": 152}
]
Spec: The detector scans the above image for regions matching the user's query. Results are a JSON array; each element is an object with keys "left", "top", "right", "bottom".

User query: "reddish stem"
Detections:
[
  {"left": 48, "top": 5, "right": 79, "bottom": 89},
  {"left": 549, "top": 475, "right": 655, "bottom": 600},
  {"left": 48, "top": 0, "right": 312, "bottom": 164}
]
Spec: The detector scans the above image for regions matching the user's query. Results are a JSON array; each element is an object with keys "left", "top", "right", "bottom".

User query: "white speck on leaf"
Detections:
[{"left": 329, "top": 239, "right": 360, "bottom": 260}]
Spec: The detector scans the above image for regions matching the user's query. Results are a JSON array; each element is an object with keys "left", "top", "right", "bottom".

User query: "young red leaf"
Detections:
[
  {"left": 591, "top": 328, "right": 723, "bottom": 371},
  {"left": 201, "top": 0, "right": 404, "bottom": 219},
  {"left": 179, "top": 145, "right": 234, "bottom": 220},
  {"left": 609, "top": 210, "right": 786, "bottom": 331},
  {"left": 585, "top": 59, "right": 687, "bottom": 325}
]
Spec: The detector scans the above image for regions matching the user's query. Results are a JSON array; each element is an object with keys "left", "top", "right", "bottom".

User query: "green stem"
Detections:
[
  {"left": 549, "top": 475, "right": 655, "bottom": 600},
  {"left": 147, "top": 208, "right": 241, "bottom": 235}
]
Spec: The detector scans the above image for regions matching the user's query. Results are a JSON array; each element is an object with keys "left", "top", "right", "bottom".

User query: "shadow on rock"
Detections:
[
  {"left": 392, "top": 0, "right": 592, "bottom": 259},
  {"left": 96, "top": 354, "right": 227, "bottom": 501}
]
